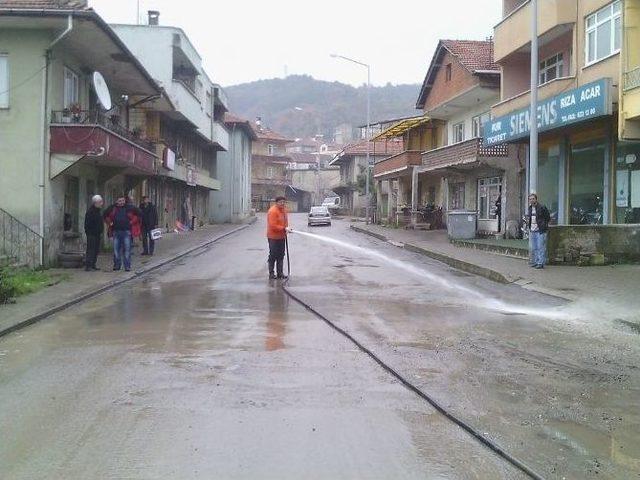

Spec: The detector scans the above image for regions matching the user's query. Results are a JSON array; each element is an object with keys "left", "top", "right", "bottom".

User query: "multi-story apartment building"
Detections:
[
  {"left": 209, "top": 113, "right": 256, "bottom": 223},
  {"left": 487, "top": 0, "right": 639, "bottom": 227},
  {"left": 111, "top": 16, "right": 229, "bottom": 230},
  {"left": 484, "top": 0, "right": 640, "bottom": 261},
  {"left": 329, "top": 139, "right": 404, "bottom": 217},
  {"left": 251, "top": 121, "right": 293, "bottom": 211},
  {"left": 0, "top": 1, "right": 165, "bottom": 265}
]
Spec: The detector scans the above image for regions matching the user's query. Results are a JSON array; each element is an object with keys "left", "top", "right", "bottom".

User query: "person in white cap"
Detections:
[{"left": 84, "top": 194, "right": 104, "bottom": 271}]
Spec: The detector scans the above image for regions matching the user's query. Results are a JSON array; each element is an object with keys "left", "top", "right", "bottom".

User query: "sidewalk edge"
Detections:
[
  {"left": 350, "top": 225, "right": 510, "bottom": 284},
  {"left": 0, "top": 223, "right": 253, "bottom": 339}
]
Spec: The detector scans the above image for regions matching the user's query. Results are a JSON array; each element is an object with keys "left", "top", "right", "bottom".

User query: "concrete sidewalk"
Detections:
[
  {"left": 0, "top": 221, "right": 255, "bottom": 337},
  {"left": 351, "top": 223, "right": 640, "bottom": 307}
]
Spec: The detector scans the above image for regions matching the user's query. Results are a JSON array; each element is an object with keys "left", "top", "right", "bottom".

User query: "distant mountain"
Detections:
[{"left": 225, "top": 75, "right": 421, "bottom": 140}]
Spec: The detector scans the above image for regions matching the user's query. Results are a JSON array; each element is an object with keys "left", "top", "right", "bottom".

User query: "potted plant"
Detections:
[{"left": 70, "top": 103, "right": 83, "bottom": 123}]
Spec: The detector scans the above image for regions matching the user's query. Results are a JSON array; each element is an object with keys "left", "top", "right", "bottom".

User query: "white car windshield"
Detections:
[{"left": 311, "top": 207, "right": 329, "bottom": 214}]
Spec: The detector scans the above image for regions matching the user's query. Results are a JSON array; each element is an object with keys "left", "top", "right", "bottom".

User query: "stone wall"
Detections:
[{"left": 548, "top": 225, "right": 640, "bottom": 265}]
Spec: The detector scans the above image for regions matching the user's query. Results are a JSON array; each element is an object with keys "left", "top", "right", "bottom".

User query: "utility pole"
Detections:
[
  {"left": 330, "top": 54, "right": 371, "bottom": 224},
  {"left": 529, "top": 0, "right": 539, "bottom": 194}
]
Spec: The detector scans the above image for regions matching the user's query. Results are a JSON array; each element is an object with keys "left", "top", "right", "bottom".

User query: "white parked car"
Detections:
[{"left": 308, "top": 205, "right": 332, "bottom": 227}]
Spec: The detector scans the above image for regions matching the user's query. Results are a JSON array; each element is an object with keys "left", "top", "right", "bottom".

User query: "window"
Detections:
[
  {"left": 452, "top": 122, "right": 465, "bottom": 143},
  {"left": 585, "top": 1, "right": 621, "bottom": 65},
  {"left": 0, "top": 54, "right": 8, "bottom": 108},
  {"left": 445, "top": 63, "right": 452, "bottom": 82},
  {"left": 472, "top": 112, "right": 491, "bottom": 138},
  {"left": 267, "top": 144, "right": 275, "bottom": 155},
  {"left": 266, "top": 166, "right": 274, "bottom": 178},
  {"left": 63, "top": 67, "right": 79, "bottom": 108},
  {"left": 449, "top": 182, "right": 465, "bottom": 210},
  {"left": 205, "top": 91, "right": 212, "bottom": 116},
  {"left": 539, "top": 53, "right": 564, "bottom": 85}
]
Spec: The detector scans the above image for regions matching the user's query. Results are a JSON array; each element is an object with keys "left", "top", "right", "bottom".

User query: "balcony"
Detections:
[
  {"left": 494, "top": 0, "right": 576, "bottom": 63},
  {"left": 492, "top": 76, "right": 576, "bottom": 118},
  {"left": 421, "top": 138, "right": 508, "bottom": 172},
  {"left": 373, "top": 150, "right": 422, "bottom": 179},
  {"left": 213, "top": 121, "right": 230, "bottom": 151},
  {"left": 49, "top": 110, "right": 157, "bottom": 177}
]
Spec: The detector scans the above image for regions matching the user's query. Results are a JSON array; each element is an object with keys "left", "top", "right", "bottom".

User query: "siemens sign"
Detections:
[{"left": 483, "top": 78, "right": 612, "bottom": 147}]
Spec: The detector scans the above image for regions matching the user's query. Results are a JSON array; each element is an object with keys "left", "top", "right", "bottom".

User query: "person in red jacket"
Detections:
[
  {"left": 266, "top": 196, "right": 290, "bottom": 279},
  {"left": 103, "top": 196, "right": 142, "bottom": 272}
]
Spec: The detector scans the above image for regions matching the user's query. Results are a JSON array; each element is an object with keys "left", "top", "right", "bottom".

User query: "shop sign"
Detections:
[
  {"left": 163, "top": 147, "right": 176, "bottom": 171},
  {"left": 483, "top": 78, "right": 612, "bottom": 147},
  {"left": 186, "top": 166, "right": 197, "bottom": 186}
]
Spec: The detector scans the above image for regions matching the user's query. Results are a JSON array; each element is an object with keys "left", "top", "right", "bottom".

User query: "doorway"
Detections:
[{"left": 477, "top": 176, "right": 502, "bottom": 233}]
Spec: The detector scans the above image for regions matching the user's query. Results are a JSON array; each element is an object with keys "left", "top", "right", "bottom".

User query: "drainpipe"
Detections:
[{"left": 39, "top": 14, "right": 73, "bottom": 265}]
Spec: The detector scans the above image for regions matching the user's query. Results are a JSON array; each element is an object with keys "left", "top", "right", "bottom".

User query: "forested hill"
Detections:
[{"left": 225, "top": 75, "right": 421, "bottom": 139}]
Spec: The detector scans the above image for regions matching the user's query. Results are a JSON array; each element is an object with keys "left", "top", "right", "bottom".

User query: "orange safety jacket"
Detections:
[{"left": 266, "top": 205, "right": 288, "bottom": 240}]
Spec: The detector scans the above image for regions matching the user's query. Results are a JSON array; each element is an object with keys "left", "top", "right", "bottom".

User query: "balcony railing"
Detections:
[
  {"left": 422, "top": 138, "right": 508, "bottom": 170},
  {"left": 374, "top": 150, "right": 422, "bottom": 177},
  {"left": 252, "top": 177, "right": 292, "bottom": 186},
  {"left": 50, "top": 110, "right": 154, "bottom": 152},
  {"left": 624, "top": 67, "right": 640, "bottom": 92}
]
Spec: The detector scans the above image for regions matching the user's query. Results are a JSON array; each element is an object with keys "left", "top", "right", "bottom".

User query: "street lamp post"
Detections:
[
  {"left": 529, "top": 0, "right": 539, "bottom": 195},
  {"left": 331, "top": 54, "right": 371, "bottom": 224}
]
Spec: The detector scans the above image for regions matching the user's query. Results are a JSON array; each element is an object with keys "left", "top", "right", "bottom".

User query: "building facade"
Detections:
[
  {"left": 112, "top": 19, "right": 229, "bottom": 229},
  {"left": 209, "top": 113, "right": 255, "bottom": 223},
  {"left": 480, "top": 0, "right": 640, "bottom": 263},
  {"left": 0, "top": 2, "right": 165, "bottom": 265},
  {"left": 251, "top": 121, "right": 293, "bottom": 211}
]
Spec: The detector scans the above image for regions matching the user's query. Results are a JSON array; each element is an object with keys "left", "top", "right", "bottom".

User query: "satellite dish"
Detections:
[{"left": 92, "top": 71, "right": 112, "bottom": 111}]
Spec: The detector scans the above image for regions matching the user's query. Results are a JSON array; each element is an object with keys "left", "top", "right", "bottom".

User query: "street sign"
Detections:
[{"left": 483, "top": 78, "right": 612, "bottom": 147}]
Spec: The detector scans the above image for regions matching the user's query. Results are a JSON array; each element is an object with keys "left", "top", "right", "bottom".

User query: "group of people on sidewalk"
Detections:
[{"left": 83, "top": 195, "right": 159, "bottom": 272}]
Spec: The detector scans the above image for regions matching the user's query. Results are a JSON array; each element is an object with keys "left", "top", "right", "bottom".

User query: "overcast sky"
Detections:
[{"left": 90, "top": 0, "right": 502, "bottom": 88}]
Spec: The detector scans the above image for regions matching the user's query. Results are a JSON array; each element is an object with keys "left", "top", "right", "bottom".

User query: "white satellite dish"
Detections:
[{"left": 92, "top": 71, "right": 112, "bottom": 111}]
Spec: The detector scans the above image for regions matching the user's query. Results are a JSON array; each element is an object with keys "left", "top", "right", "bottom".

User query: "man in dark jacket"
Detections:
[
  {"left": 140, "top": 196, "right": 159, "bottom": 256},
  {"left": 84, "top": 195, "right": 104, "bottom": 271},
  {"left": 527, "top": 193, "right": 551, "bottom": 269},
  {"left": 103, "top": 196, "right": 141, "bottom": 272}
]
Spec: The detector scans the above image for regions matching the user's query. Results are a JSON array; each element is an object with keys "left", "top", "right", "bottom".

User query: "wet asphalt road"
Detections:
[{"left": 1, "top": 215, "right": 639, "bottom": 479}]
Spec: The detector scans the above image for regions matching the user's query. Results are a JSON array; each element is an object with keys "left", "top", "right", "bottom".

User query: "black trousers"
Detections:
[
  {"left": 268, "top": 238, "right": 286, "bottom": 276},
  {"left": 85, "top": 234, "right": 101, "bottom": 269},
  {"left": 142, "top": 229, "right": 155, "bottom": 255}
]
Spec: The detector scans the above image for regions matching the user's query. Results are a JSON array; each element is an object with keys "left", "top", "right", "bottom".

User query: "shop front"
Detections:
[{"left": 485, "top": 77, "right": 640, "bottom": 263}]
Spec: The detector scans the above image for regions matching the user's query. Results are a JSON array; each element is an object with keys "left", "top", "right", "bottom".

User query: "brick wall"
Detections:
[{"left": 424, "top": 51, "right": 479, "bottom": 112}]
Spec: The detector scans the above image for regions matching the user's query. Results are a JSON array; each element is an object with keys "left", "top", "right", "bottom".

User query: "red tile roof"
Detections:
[
  {"left": 224, "top": 112, "right": 258, "bottom": 140},
  {"left": 0, "top": 0, "right": 88, "bottom": 8},
  {"left": 254, "top": 125, "right": 294, "bottom": 143},
  {"left": 416, "top": 38, "right": 499, "bottom": 109},
  {"left": 441, "top": 39, "right": 499, "bottom": 72}
]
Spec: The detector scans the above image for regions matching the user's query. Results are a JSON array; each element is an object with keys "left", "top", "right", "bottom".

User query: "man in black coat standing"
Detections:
[
  {"left": 140, "top": 195, "right": 159, "bottom": 256},
  {"left": 84, "top": 194, "right": 104, "bottom": 271}
]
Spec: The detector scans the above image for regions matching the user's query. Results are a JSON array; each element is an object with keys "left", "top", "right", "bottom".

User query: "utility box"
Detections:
[{"left": 447, "top": 210, "right": 477, "bottom": 240}]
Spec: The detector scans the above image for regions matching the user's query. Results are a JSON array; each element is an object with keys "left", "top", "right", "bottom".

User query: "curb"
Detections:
[
  {"left": 350, "top": 225, "right": 510, "bottom": 284},
  {"left": 0, "top": 223, "right": 253, "bottom": 339}
]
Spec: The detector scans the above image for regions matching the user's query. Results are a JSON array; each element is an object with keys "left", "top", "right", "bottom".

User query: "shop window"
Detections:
[
  {"left": 452, "top": 122, "right": 465, "bottom": 143},
  {"left": 537, "top": 143, "right": 561, "bottom": 224},
  {"left": 569, "top": 141, "right": 605, "bottom": 225},
  {"left": 539, "top": 53, "right": 564, "bottom": 85},
  {"left": 585, "top": 1, "right": 621, "bottom": 65},
  {"left": 478, "top": 177, "right": 501, "bottom": 221},
  {"left": 615, "top": 143, "right": 640, "bottom": 224},
  {"left": 0, "top": 54, "right": 8, "bottom": 108},
  {"left": 449, "top": 182, "right": 465, "bottom": 210},
  {"left": 472, "top": 112, "right": 491, "bottom": 138},
  {"left": 63, "top": 67, "right": 79, "bottom": 109}
]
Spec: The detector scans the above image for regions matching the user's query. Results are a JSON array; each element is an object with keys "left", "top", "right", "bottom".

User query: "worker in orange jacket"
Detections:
[{"left": 266, "top": 196, "right": 290, "bottom": 279}]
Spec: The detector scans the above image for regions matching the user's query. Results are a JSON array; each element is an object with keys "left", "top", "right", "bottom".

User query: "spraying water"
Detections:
[{"left": 291, "top": 230, "right": 578, "bottom": 321}]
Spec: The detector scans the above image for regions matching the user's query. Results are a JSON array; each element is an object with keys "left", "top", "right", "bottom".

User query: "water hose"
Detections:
[{"left": 280, "top": 231, "right": 545, "bottom": 480}]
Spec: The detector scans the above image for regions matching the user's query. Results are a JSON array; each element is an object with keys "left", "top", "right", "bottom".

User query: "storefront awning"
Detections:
[{"left": 372, "top": 116, "right": 432, "bottom": 140}]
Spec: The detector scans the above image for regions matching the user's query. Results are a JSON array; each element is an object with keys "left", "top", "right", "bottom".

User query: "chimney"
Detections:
[{"left": 148, "top": 10, "right": 160, "bottom": 26}]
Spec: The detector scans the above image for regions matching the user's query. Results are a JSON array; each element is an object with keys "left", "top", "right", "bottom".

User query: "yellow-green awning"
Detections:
[{"left": 372, "top": 115, "right": 432, "bottom": 140}]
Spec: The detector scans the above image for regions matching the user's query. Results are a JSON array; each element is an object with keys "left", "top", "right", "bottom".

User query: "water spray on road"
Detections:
[{"left": 290, "top": 229, "right": 574, "bottom": 321}]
